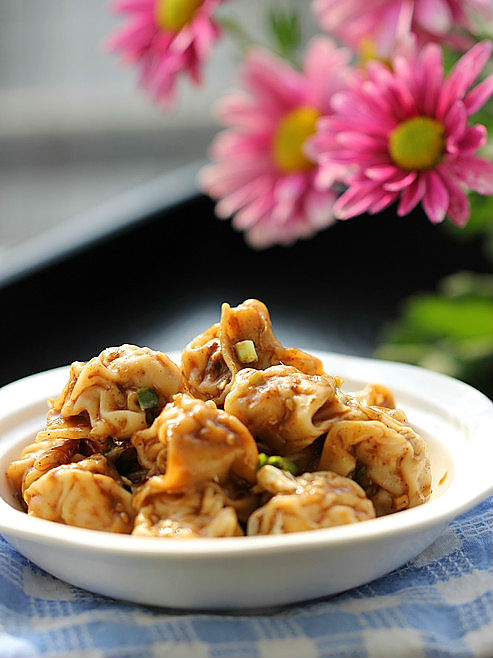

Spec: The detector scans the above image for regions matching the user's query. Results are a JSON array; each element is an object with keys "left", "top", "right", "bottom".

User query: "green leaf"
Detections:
[
  {"left": 412, "top": 297, "right": 489, "bottom": 340},
  {"left": 439, "top": 271, "right": 493, "bottom": 299},
  {"left": 382, "top": 273, "right": 493, "bottom": 344},
  {"left": 376, "top": 272, "right": 493, "bottom": 395},
  {"left": 268, "top": 8, "right": 301, "bottom": 61},
  {"left": 442, "top": 47, "right": 462, "bottom": 75}
]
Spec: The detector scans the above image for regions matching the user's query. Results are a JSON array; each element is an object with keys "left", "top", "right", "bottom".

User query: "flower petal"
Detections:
[
  {"left": 437, "top": 41, "right": 493, "bottom": 119},
  {"left": 272, "top": 175, "right": 309, "bottom": 223},
  {"left": 420, "top": 44, "right": 444, "bottom": 116},
  {"left": 464, "top": 74, "right": 493, "bottom": 115},
  {"left": 367, "top": 190, "right": 398, "bottom": 214},
  {"left": 438, "top": 167, "right": 470, "bottom": 227},
  {"left": 333, "top": 180, "right": 382, "bottom": 219},
  {"left": 397, "top": 175, "right": 426, "bottom": 216},
  {"left": 107, "top": 0, "right": 222, "bottom": 103},
  {"left": 242, "top": 49, "right": 304, "bottom": 111},
  {"left": 233, "top": 194, "right": 275, "bottom": 231},
  {"left": 443, "top": 100, "right": 467, "bottom": 142},
  {"left": 304, "top": 36, "right": 352, "bottom": 110},
  {"left": 414, "top": 0, "right": 453, "bottom": 35},
  {"left": 456, "top": 125, "right": 487, "bottom": 154},
  {"left": 113, "top": 0, "right": 154, "bottom": 11},
  {"left": 215, "top": 176, "right": 274, "bottom": 218},
  {"left": 365, "top": 164, "right": 400, "bottom": 182},
  {"left": 214, "top": 92, "right": 272, "bottom": 129},
  {"left": 422, "top": 171, "right": 449, "bottom": 223},
  {"left": 384, "top": 171, "right": 417, "bottom": 192},
  {"left": 450, "top": 156, "right": 493, "bottom": 195},
  {"left": 303, "top": 187, "right": 337, "bottom": 229},
  {"left": 210, "top": 130, "right": 270, "bottom": 160}
]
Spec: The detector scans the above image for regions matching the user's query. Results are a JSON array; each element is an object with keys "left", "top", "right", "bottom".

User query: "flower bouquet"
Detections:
[{"left": 107, "top": 0, "right": 492, "bottom": 392}]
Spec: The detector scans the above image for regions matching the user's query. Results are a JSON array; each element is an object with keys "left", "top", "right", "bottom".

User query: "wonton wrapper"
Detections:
[
  {"left": 52, "top": 344, "right": 183, "bottom": 441},
  {"left": 319, "top": 400, "right": 432, "bottom": 515},
  {"left": 7, "top": 439, "right": 79, "bottom": 502},
  {"left": 181, "top": 299, "right": 323, "bottom": 405},
  {"left": 247, "top": 466, "right": 375, "bottom": 535},
  {"left": 5, "top": 296, "right": 434, "bottom": 539},
  {"left": 24, "top": 455, "right": 134, "bottom": 533},
  {"left": 132, "top": 477, "right": 243, "bottom": 538},
  {"left": 354, "top": 383, "right": 396, "bottom": 409},
  {"left": 132, "top": 393, "right": 258, "bottom": 489},
  {"left": 180, "top": 324, "right": 231, "bottom": 405},
  {"left": 224, "top": 365, "right": 347, "bottom": 455},
  {"left": 6, "top": 412, "right": 96, "bottom": 501}
]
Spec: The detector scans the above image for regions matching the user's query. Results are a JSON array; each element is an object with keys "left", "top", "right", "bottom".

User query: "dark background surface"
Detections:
[{"left": 0, "top": 194, "right": 489, "bottom": 389}]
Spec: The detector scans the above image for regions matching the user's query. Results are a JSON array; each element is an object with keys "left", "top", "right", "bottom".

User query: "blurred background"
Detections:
[
  {"left": 0, "top": 0, "right": 236, "bottom": 277},
  {"left": 0, "top": 1, "right": 491, "bottom": 397}
]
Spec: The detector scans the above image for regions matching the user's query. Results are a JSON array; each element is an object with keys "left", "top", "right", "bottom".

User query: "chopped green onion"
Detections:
[
  {"left": 137, "top": 387, "right": 159, "bottom": 411},
  {"left": 257, "top": 453, "right": 298, "bottom": 475},
  {"left": 267, "top": 456, "right": 297, "bottom": 474},
  {"left": 258, "top": 453, "right": 269, "bottom": 469},
  {"left": 235, "top": 339, "right": 258, "bottom": 364}
]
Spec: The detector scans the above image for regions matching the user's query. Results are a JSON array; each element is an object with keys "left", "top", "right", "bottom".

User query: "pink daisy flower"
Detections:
[
  {"left": 107, "top": 0, "right": 226, "bottom": 103},
  {"left": 308, "top": 41, "right": 493, "bottom": 226},
  {"left": 313, "top": 0, "right": 492, "bottom": 57},
  {"left": 200, "top": 38, "right": 353, "bottom": 247}
]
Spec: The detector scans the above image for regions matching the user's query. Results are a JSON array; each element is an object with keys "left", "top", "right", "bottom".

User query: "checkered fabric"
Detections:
[{"left": 1, "top": 497, "right": 492, "bottom": 658}]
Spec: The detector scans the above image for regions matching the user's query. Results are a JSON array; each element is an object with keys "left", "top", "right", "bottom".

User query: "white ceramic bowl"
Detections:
[{"left": 0, "top": 352, "right": 492, "bottom": 610}]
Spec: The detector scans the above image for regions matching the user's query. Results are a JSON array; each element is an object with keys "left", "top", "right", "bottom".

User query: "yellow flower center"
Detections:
[
  {"left": 359, "top": 37, "right": 391, "bottom": 68},
  {"left": 272, "top": 107, "right": 321, "bottom": 174},
  {"left": 389, "top": 116, "right": 445, "bottom": 171},
  {"left": 155, "top": 0, "right": 202, "bottom": 32}
]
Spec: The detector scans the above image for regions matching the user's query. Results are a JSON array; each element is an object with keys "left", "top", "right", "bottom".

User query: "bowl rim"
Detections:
[{"left": 1, "top": 351, "right": 492, "bottom": 559}]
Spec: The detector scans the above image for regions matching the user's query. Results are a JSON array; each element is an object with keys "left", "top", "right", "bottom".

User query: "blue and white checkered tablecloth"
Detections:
[{"left": 1, "top": 497, "right": 492, "bottom": 658}]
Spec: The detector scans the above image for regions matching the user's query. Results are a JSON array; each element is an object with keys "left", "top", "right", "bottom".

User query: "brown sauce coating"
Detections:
[{"left": 6, "top": 300, "right": 432, "bottom": 537}]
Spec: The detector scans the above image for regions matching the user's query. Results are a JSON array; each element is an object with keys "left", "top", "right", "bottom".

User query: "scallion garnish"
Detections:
[
  {"left": 257, "top": 453, "right": 298, "bottom": 475},
  {"left": 235, "top": 339, "right": 258, "bottom": 364},
  {"left": 137, "top": 387, "right": 159, "bottom": 411}
]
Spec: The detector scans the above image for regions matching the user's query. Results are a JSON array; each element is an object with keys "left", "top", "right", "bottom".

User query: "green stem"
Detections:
[{"left": 218, "top": 16, "right": 267, "bottom": 54}]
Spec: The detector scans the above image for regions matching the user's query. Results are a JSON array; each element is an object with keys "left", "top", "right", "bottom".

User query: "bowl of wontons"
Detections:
[{"left": 0, "top": 299, "right": 491, "bottom": 609}]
